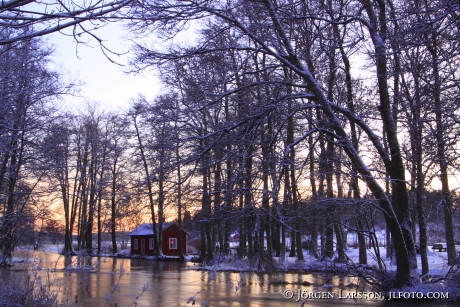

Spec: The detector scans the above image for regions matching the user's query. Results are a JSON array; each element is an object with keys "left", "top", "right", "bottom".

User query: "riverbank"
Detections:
[
  {"left": 193, "top": 245, "right": 450, "bottom": 275},
  {"left": 14, "top": 243, "right": 453, "bottom": 277}
]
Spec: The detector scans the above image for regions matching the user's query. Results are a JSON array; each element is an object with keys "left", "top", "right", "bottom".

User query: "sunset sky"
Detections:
[{"left": 48, "top": 21, "right": 160, "bottom": 112}]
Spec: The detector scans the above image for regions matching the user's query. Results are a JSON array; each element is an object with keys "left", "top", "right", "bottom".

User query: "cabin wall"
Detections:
[
  {"left": 131, "top": 235, "right": 156, "bottom": 256},
  {"left": 130, "top": 224, "right": 187, "bottom": 257},
  {"left": 161, "top": 225, "right": 187, "bottom": 256}
]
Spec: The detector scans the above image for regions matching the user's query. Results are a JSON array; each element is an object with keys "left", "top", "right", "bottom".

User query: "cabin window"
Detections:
[
  {"left": 149, "top": 238, "right": 154, "bottom": 250},
  {"left": 134, "top": 239, "right": 139, "bottom": 250},
  {"left": 169, "top": 238, "right": 177, "bottom": 249}
]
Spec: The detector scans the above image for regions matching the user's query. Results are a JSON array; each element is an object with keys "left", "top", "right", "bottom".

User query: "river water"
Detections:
[{"left": 3, "top": 249, "right": 457, "bottom": 307}]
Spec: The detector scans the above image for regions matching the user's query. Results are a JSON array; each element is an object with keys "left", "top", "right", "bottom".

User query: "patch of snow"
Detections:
[
  {"left": 118, "top": 249, "right": 131, "bottom": 258},
  {"left": 130, "top": 223, "right": 155, "bottom": 235},
  {"left": 130, "top": 222, "right": 180, "bottom": 235}
]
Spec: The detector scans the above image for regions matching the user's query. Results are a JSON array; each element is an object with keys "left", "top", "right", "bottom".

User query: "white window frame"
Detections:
[
  {"left": 169, "top": 238, "right": 177, "bottom": 249},
  {"left": 134, "top": 239, "right": 139, "bottom": 250},
  {"left": 149, "top": 238, "right": 154, "bottom": 250}
]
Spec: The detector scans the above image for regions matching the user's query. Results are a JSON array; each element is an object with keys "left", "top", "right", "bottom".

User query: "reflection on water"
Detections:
[{"left": 1, "top": 249, "right": 456, "bottom": 307}]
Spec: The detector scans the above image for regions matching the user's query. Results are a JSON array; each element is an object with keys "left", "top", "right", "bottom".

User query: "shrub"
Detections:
[{"left": 0, "top": 270, "right": 65, "bottom": 307}]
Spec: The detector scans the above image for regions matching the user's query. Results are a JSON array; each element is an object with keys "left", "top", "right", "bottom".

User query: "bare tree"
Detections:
[
  {"left": 0, "top": 36, "right": 69, "bottom": 262},
  {"left": 127, "top": 0, "right": 423, "bottom": 286},
  {"left": 129, "top": 102, "right": 161, "bottom": 256},
  {"left": 105, "top": 114, "right": 130, "bottom": 254},
  {"left": 44, "top": 118, "right": 78, "bottom": 255},
  {"left": 0, "top": 0, "right": 132, "bottom": 48}
]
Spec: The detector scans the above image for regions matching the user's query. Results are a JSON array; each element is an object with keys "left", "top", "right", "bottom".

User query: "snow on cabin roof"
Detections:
[
  {"left": 130, "top": 223, "right": 155, "bottom": 236},
  {"left": 130, "top": 222, "right": 185, "bottom": 236}
]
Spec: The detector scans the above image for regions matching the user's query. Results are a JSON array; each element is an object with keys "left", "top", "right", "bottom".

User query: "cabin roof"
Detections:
[
  {"left": 130, "top": 223, "right": 155, "bottom": 236},
  {"left": 130, "top": 222, "right": 188, "bottom": 236}
]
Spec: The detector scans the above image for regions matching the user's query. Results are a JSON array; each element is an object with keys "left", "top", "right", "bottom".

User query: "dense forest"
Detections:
[{"left": 1, "top": 0, "right": 459, "bottom": 289}]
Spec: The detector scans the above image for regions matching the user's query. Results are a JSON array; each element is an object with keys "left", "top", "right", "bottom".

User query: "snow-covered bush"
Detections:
[
  {"left": 0, "top": 270, "right": 66, "bottom": 307},
  {"left": 65, "top": 255, "right": 100, "bottom": 271}
]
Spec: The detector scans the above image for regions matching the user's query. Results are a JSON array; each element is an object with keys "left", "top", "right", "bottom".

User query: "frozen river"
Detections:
[{"left": 3, "top": 249, "right": 457, "bottom": 307}]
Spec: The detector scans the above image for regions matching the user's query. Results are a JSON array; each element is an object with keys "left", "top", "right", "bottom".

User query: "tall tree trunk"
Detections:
[
  {"left": 237, "top": 179, "right": 245, "bottom": 260},
  {"left": 176, "top": 144, "right": 185, "bottom": 261},
  {"left": 223, "top": 94, "right": 233, "bottom": 257},
  {"left": 214, "top": 159, "right": 223, "bottom": 255},
  {"left": 158, "top": 155, "right": 165, "bottom": 251},
  {"left": 333, "top": 21, "right": 364, "bottom": 265},
  {"left": 1, "top": 132, "right": 20, "bottom": 262},
  {"left": 244, "top": 145, "right": 254, "bottom": 260},
  {"left": 110, "top": 152, "right": 119, "bottom": 254},
  {"left": 284, "top": 110, "right": 303, "bottom": 260},
  {"left": 200, "top": 131, "right": 213, "bottom": 261},
  {"left": 85, "top": 148, "right": 97, "bottom": 255},
  {"left": 96, "top": 139, "right": 107, "bottom": 255},
  {"left": 427, "top": 39, "right": 457, "bottom": 265},
  {"left": 334, "top": 150, "right": 347, "bottom": 263},
  {"left": 402, "top": 50, "right": 429, "bottom": 276},
  {"left": 308, "top": 109, "right": 319, "bottom": 258},
  {"left": 133, "top": 115, "right": 160, "bottom": 256},
  {"left": 261, "top": 124, "right": 273, "bottom": 259}
]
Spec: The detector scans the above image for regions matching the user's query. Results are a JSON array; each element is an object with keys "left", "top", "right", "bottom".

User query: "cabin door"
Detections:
[{"left": 141, "top": 239, "right": 145, "bottom": 254}]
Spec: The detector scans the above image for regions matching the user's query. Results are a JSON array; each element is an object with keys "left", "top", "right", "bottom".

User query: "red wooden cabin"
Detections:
[{"left": 130, "top": 223, "right": 187, "bottom": 257}]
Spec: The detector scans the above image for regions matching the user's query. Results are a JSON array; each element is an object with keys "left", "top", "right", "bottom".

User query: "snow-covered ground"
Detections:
[{"left": 195, "top": 245, "right": 452, "bottom": 275}]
